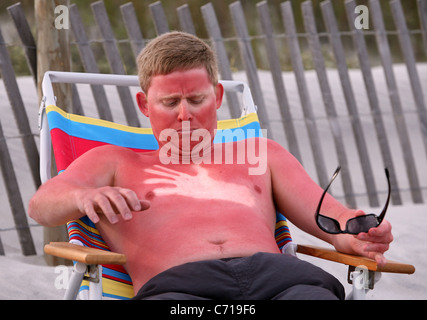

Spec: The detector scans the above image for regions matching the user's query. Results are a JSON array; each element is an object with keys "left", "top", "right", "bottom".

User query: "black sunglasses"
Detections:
[{"left": 315, "top": 166, "right": 391, "bottom": 235}]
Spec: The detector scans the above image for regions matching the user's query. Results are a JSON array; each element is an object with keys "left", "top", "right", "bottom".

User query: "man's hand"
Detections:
[
  {"left": 353, "top": 219, "right": 393, "bottom": 267},
  {"left": 334, "top": 208, "right": 393, "bottom": 267},
  {"left": 332, "top": 210, "right": 393, "bottom": 267},
  {"left": 75, "top": 187, "right": 150, "bottom": 224}
]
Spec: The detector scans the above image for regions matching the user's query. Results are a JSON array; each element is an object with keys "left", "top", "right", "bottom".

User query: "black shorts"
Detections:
[{"left": 132, "top": 252, "right": 345, "bottom": 300}]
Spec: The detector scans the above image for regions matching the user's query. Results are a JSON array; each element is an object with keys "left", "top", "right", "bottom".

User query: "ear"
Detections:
[
  {"left": 136, "top": 91, "right": 149, "bottom": 117},
  {"left": 215, "top": 83, "right": 224, "bottom": 110}
]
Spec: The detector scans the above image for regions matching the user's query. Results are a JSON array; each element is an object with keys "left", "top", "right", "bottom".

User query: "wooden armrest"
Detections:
[
  {"left": 296, "top": 244, "right": 415, "bottom": 274},
  {"left": 44, "top": 242, "right": 126, "bottom": 265}
]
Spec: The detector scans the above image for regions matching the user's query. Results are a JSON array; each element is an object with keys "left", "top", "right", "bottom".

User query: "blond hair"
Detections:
[{"left": 137, "top": 31, "right": 219, "bottom": 93}]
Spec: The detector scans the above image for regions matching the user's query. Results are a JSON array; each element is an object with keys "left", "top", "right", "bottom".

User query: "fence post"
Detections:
[
  {"left": 301, "top": 0, "right": 356, "bottom": 208},
  {"left": 370, "top": 0, "right": 423, "bottom": 204},
  {"left": 230, "top": 1, "right": 273, "bottom": 138},
  {"left": 281, "top": 1, "right": 328, "bottom": 188},
  {"left": 91, "top": 0, "right": 140, "bottom": 127},
  {"left": 0, "top": 26, "right": 41, "bottom": 190},
  {"left": 201, "top": 2, "right": 241, "bottom": 119},
  {"left": 0, "top": 121, "right": 36, "bottom": 256},
  {"left": 35, "top": 0, "right": 71, "bottom": 265},
  {"left": 7, "top": 3, "right": 37, "bottom": 85},
  {"left": 69, "top": 4, "right": 113, "bottom": 120},
  {"left": 120, "top": 2, "right": 146, "bottom": 57},
  {"left": 419, "top": 0, "right": 427, "bottom": 55},
  {"left": 177, "top": 4, "right": 196, "bottom": 35},
  {"left": 35, "top": 0, "right": 71, "bottom": 109},
  {"left": 321, "top": 0, "right": 379, "bottom": 207},
  {"left": 391, "top": 0, "right": 427, "bottom": 159},
  {"left": 257, "top": 1, "right": 302, "bottom": 164},
  {"left": 150, "top": 1, "right": 170, "bottom": 35},
  {"left": 0, "top": 236, "right": 4, "bottom": 256},
  {"left": 344, "top": 0, "right": 402, "bottom": 206}
]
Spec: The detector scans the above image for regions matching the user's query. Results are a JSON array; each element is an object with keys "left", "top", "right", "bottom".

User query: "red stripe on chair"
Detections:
[{"left": 51, "top": 128, "right": 152, "bottom": 172}]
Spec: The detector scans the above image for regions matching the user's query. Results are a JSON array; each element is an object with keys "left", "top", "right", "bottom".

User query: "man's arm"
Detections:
[
  {"left": 267, "top": 139, "right": 392, "bottom": 266},
  {"left": 28, "top": 145, "right": 148, "bottom": 227}
]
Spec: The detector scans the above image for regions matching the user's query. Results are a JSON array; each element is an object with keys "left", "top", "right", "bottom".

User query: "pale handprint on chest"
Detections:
[{"left": 144, "top": 165, "right": 257, "bottom": 207}]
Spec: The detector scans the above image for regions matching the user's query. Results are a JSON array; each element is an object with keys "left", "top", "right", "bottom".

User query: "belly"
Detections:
[
  {"left": 121, "top": 203, "right": 277, "bottom": 255},
  {"left": 99, "top": 203, "right": 279, "bottom": 292}
]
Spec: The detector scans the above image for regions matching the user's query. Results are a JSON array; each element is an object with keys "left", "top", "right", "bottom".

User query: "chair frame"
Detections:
[{"left": 40, "top": 71, "right": 415, "bottom": 300}]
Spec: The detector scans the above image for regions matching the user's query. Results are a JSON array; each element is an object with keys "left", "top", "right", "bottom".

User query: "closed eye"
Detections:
[
  {"left": 188, "top": 96, "right": 205, "bottom": 105},
  {"left": 162, "top": 99, "right": 179, "bottom": 107}
]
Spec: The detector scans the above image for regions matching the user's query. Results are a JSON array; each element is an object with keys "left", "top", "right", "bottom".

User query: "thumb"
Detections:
[{"left": 138, "top": 200, "right": 151, "bottom": 211}]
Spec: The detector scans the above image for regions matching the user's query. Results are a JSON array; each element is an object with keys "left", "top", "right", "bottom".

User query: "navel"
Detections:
[{"left": 209, "top": 239, "right": 227, "bottom": 245}]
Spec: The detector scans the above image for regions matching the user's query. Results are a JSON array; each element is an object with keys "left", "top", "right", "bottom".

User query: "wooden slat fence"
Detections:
[{"left": 0, "top": 0, "right": 426, "bottom": 255}]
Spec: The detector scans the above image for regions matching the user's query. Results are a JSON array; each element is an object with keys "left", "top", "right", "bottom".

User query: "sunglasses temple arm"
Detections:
[
  {"left": 315, "top": 166, "right": 341, "bottom": 215},
  {"left": 378, "top": 168, "right": 391, "bottom": 223}
]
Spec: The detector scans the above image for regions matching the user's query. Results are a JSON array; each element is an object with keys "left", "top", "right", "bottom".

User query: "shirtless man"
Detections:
[{"left": 29, "top": 31, "right": 392, "bottom": 300}]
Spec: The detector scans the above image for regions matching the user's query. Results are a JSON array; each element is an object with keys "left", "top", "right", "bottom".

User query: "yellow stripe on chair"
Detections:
[
  {"left": 46, "top": 105, "right": 153, "bottom": 134},
  {"left": 217, "top": 112, "right": 260, "bottom": 130}
]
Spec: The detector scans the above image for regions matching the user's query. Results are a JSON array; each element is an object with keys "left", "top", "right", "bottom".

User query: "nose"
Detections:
[{"left": 177, "top": 100, "right": 192, "bottom": 122}]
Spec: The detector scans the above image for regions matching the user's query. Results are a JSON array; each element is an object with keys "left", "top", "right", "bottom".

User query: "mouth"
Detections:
[{"left": 176, "top": 128, "right": 199, "bottom": 134}]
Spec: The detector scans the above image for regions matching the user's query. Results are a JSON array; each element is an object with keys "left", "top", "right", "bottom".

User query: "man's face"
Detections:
[{"left": 136, "top": 68, "right": 224, "bottom": 153}]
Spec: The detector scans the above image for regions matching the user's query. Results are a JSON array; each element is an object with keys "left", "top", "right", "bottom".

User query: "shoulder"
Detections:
[
  {"left": 59, "top": 145, "right": 143, "bottom": 186},
  {"left": 84, "top": 144, "right": 137, "bottom": 159},
  {"left": 265, "top": 138, "right": 304, "bottom": 174},
  {"left": 235, "top": 137, "right": 297, "bottom": 166},
  {"left": 266, "top": 138, "right": 293, "bottom": 160}
]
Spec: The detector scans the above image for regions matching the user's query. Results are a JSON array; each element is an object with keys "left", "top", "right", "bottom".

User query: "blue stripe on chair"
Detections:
[
  {"left": 67, "top": 224, "right": 102, "bottom": 242},
  {"left": 213, "top": 121, "right": 263, "bottom": 143},
  {"left": 47, "top": 110, "right": 159, "bottom": 150},
  {"left": 103, "top": 267, "right": 132, "bottom": 283},
  {"left": 47, "top": 108, "right": 263, "bottom": 149}
]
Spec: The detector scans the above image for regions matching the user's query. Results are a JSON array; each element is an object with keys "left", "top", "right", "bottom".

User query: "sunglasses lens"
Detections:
[
  {"left": 346, "top": 215, "right": 379, "bottom": 234},
  {"left": 317, "top": 215, "right": 341, "bottom": 234}
]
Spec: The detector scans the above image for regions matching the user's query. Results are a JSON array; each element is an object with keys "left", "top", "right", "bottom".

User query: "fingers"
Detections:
[
  {"left": 139, "top": 200, "right": 151, "bottom": 211},
  {"left": 362, "top": 252, "right": 387, "bottom": 267},
  {"left": 117, "top": 188, "right": 144, "bottom": 212},
  {"left": 84, "top": 201, "right": 101, "bottom": 224},
  {"left": 353, "top": 209, "right": 366, "bottom": 217},
  {"left": 356, "top": 220, "right": 393, "bottom": 245},
  {"left": 80, "top": 187, "right": 150, "bottom": 224},
  {"left": 96, "top": 192, "right": 125, "bottom": 224},
  {"left": 374, "top": 253, "right": 387, "bottom": 267},
  {"left": 355, "top": 220, "right": 393, "bottom": 267}
]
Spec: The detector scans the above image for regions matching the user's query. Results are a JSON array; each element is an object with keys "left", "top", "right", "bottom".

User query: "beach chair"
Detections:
[{"left": 39, "top": 71, "right": 414, "bottom": 300}]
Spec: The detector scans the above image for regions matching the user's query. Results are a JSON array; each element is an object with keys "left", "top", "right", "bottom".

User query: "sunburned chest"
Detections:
[{"left": 113, "top": 161, "right": 271, "bottom": 207}]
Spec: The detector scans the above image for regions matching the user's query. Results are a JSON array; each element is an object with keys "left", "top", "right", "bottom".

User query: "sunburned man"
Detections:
[{"left": 29, "top": 31, "right": 393, "bottom": 300}]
